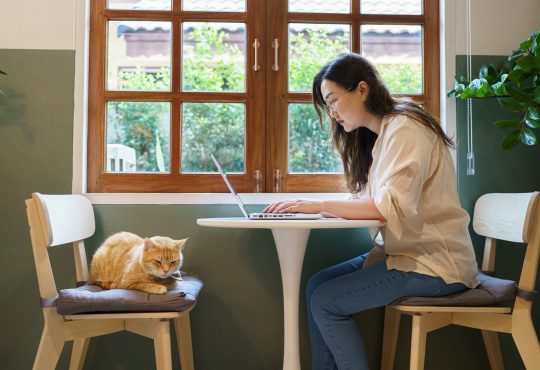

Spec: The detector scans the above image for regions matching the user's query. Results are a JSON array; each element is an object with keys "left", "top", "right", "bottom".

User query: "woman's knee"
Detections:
[
  {"left": 306, "top": 271, "right": 326, "bottom": 301},
  {"left": 309, "top": 283, "right": 347, "bottom": 322}
]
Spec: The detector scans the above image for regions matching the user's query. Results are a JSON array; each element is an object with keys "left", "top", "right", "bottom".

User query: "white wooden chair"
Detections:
[
  {"left": 381, "top": 192, "right": 540, "bottom": 370},
  {"left": 26, "top": 193, "right": 196, "bottom": 370}
]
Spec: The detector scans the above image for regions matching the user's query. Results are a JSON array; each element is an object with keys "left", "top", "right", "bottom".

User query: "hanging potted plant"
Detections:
[{"left": 447, "top": 30, "right": 540, "bottom": 149}]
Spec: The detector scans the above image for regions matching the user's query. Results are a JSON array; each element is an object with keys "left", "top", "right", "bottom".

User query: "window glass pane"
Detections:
[
  {"left": 289, "top": 0, "right": 350, "bottom": 13},
  {"left": 182, "top": 23, "right": 246, "bottom": 92},
  {"left": 288, "top": 104, "right": 342, "bottom": 173},
  {"left": 107, "top": 21, "right": 171, "bottom": 91},
  {"left": 108, "top": 0, "right": 171, "bottom": 10},
  {"left": 289, "top": 23, "right": 350, "bottom": 92},
  {"left": 361, "top": 25, "right": 422, "bottom": 94},
  {"left": 360, "top": 0, "right": 422, "bottom": 15},
  {"left": 183, "top": 0, "right": 246, "bottom": 12},
  {"left": 106, "top": 102, "right": 170, "bottom": 173},
  {"left": 182, "top": 103, "right": 245, "bottom": 173}
]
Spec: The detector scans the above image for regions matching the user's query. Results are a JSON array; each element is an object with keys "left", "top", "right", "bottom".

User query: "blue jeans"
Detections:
[{"left": 307, "top": 253, "right": 467, "bottom": 370}]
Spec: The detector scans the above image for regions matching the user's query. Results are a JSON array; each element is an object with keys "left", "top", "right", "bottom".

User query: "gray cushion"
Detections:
[
  {"left": 56, "top": 276, "right": 203, "bottom": 315},
  {"left": 393, "top": 273, "right": 516, "bottom": 306}
]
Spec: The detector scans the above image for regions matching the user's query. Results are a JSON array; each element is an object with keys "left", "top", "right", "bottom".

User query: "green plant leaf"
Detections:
[
  {"left": 517, "top": 54, "right": 540, "bottom": 72},
  {"left": 502, "top": 130, "right": 521, "bottom": 150},
  {"left": 535, "top": 87, "right": 540, "bottom": 103},
  {"left": 456, "top": 75, "right": 468, "bottom": 84},
  {"left": 0, "top": 70, "right": 6, "bottom": 75},
  {"left": 506, "top": 84, "right": 533, "bottom": 103},
  {"left": 493, "top": 119, "right": 521, "bottom": 130},
  {"left": 509, "top": 50, "right": 526, "bottom": 62},
  {"left": 479, "top": 65, "right": 489, "bottom": 79},
  {"left": 520, "top": 39, "right": 531, "bottom": 51},
  {"left": 520, "top": 128, "right": 537, "bottom": 145},
  {"left": 528, "top": 106, "right": 540, "bottom": 120},
  {"left": 525, "top": 116, "right": 540, "bottom": 128},
  {"left": 508, "top": 68, "right": 524, "bottom": 82},
  {"left": 525, "top": 107, "right": 540, "bottom": 128},
  {"left": 447, "top": 82, "right": 465, "bottom": 97},
  {"left": 529, "top": 31, "right": 540, "bottom": 55},
  {"left": 491, "top": 81, "right": 508, "bottom": 95},
  {"left": 497, "top": 97, "right": 528, "bottom": 112}
]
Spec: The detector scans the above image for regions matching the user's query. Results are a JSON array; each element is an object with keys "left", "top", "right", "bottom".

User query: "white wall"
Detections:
[
  {"left": 0, "top": 0, "right": 75, "bottom": 50},
  {"left": 454, "top": 0, "right": 540, "bottom": 56}
]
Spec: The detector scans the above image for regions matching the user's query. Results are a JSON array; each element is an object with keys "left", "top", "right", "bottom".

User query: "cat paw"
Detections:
[{"left": 147, "top": 285, "right": 167, "bottom": 294}]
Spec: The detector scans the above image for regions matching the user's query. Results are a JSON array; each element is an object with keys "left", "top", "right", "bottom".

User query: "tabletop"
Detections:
[{"left": 197, "top": 217, "right": 385, "bottom": 229}]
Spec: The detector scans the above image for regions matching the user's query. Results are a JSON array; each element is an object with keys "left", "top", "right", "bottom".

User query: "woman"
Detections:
[{"left": 263, "top": 53, "right": 479, "bottom": 370}]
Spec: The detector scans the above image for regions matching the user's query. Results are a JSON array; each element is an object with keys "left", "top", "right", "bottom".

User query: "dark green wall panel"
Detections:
[{"left": 0, "top": 49, "right": 75, "bottom": 370}]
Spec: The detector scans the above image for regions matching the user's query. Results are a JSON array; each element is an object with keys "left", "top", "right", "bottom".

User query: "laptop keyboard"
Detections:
[{"left": 251, "top": 213, "right": 295, "bottom": 218}]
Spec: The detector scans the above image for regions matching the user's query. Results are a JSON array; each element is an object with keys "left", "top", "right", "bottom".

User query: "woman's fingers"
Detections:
[
  {"left": 264, "top": 200, "right": 298, "bottom": 213},
  {"left": 263, "top": 200, "right": 287, "bottom": 213}
]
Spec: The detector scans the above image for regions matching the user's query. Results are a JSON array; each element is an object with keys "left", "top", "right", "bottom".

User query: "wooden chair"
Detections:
[
  {"left": 26, "top": 193, "right": 197, "bottom": 370},
  {"left": 381, "top": 192, "right": 540, "bottom": 370}
]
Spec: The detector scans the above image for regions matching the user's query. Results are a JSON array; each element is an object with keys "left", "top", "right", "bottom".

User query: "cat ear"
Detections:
[
  {"left": 175, "top": 238, "right": 188, "bottom": 250},
  {"left": 144, "top": 238, "right": 156, "bottom": 250}
]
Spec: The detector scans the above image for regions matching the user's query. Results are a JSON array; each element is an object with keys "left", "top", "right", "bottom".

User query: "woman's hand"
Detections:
[{"left": 263, "top": 199, "right": 323, "bottom": 214}]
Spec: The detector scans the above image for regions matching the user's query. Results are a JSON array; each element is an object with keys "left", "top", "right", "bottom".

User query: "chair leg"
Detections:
[
  {"left": 33, "top": 326, "right": 65, "bottom": 370},
  {"left": 69, "top": 337, "right": 90, "bottom": 370},
  {"left": 381, "top": 306, "right": 401, "bottom": 370},
  {"left": 154, "top": 320, "right": 173, "bottom": 370},
  {"left": 512, "top": 317, "right": 540, "bottom": 369},
  {"left": 481, "top": 330, "right": 504, "bottom": 370},
  {"left": 174, "top": 314, "right": 195, "bottom": 370},
  {"left": 410, "top": 315, "right": 427, "bottom": 370}
]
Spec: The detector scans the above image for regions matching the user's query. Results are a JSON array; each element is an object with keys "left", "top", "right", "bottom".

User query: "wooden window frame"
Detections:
[{"left": 88, "top": 0, "right": 439, "bottom": 193}]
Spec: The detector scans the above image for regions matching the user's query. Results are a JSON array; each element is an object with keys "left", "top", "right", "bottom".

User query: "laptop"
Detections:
[{"left": 211, "top": 154, "right": 323, "bottom": 220}]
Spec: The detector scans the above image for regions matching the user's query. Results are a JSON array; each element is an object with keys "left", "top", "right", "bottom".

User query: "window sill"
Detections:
[{"left": 85, "top": 193, "right": 351, "bottom": 205}]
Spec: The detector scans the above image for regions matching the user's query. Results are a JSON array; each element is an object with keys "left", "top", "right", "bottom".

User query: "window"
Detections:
[{"left": 88, "top": 0, "right": 439, "bottom": 193}]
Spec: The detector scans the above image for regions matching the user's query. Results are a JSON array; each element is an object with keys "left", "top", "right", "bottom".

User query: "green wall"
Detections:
[{"left": 0, "top": 49, "right": 538, "bottom": 370}]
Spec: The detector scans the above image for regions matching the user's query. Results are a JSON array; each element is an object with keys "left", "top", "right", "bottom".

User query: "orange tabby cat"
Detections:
[{"left": 89, "top": 232, "right": 187, "bottom": 294}]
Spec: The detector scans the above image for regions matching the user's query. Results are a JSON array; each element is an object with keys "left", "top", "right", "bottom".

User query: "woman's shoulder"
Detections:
[{"left": 383, "top": 114, "right": 437, "bottom": 141}]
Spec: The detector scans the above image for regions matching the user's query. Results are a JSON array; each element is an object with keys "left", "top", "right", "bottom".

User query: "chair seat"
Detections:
[
  {"left": 56, "top": 276, "right": 203, "bottom": 315},
  {"left": 392, "top": 304, "right": 512, "bottom": 314},
  {"left": 391, "top": 272, "right": 516, "bottom": 308}
]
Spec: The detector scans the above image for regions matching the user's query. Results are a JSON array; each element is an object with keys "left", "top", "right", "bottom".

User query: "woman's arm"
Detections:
[{"left": 263, "top": 198, "right": 385, "bottom": 220}]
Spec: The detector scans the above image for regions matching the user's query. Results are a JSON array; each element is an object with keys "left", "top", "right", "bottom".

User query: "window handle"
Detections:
[
  {"left": 273, "top": 169, "right": 283, "bottom": 192},
  {"left": 272, "top": 38, "right": 280, "bottom": 71},
  {"left": 252, "top": 38, "right": 261, "bottom": 71},
  {"left": 253, "top": 170, "right": 262, "bottom": 192}
]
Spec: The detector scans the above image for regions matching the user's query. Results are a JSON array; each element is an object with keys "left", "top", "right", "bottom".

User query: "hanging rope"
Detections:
[{"left": 466, "top": 0, "right": 475, "bottom": 176}]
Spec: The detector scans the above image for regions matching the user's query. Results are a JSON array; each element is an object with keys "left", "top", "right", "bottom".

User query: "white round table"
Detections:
[{"left": 197, "top": 217, "right": 385, "bottom": 370}]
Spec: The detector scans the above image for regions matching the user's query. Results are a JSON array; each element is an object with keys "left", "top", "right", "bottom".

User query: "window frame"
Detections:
[{"left": 87, "top": 0, "right": 439, "bottom": 193}]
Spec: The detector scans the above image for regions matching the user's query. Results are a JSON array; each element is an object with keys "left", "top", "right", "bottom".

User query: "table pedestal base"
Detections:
[{"left": 272, "top": 228, "right": 311, "bottom": 370}]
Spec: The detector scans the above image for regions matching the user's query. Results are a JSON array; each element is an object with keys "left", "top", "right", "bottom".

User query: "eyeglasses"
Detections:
[{"left": 323, "top": 87, "right": 353, "bottom": 114}]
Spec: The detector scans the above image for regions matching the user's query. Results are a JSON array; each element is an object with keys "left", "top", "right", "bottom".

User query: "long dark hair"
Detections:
[{"left": 312, "top": 53, "right": 453, "bottom": 194}]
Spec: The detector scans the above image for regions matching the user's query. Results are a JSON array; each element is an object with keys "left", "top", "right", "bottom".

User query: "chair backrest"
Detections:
[
  {"left": 32, "top": 193, "right": 95, "bottom": 247},
  {"left": 473, "top": 192, "right": 539, "bottom": 243},
  {"left": 26, "top": 193, "right": 95, "bottom": 300},
  {"left": 472, "top": 192, "right": 540, "bottom": 298}
]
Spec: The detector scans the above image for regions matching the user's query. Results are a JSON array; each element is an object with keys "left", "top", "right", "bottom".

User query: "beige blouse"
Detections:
[{"left": 364, "top": 114, "right": 479, "bottom": 288}]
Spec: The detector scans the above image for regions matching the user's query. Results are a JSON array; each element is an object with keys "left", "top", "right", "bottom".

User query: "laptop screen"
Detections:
[{"left": 211, "top": 154, "right": 250, "bottom": 218}]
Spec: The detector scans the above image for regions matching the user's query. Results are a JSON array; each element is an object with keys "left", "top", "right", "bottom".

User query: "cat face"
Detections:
[{"left": 141, "top": 236, "right": 187, "bottom": 279}]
